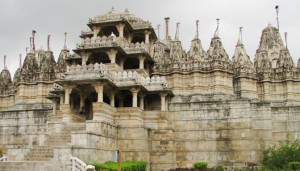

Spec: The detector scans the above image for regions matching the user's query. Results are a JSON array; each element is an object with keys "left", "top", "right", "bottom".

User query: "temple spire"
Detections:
[
  {"left": 157, "top": 24, "right": 160, "bottom": 40},
  {"left": 164, "top": 17, "right": 170, "bottom": 40},
  {"left": 47, "top": 35, "right": 51, "bottom": 51},
  {"left": 32, "top": 30, "right": 36, "bottom": 52},
  {"left": 275, "top": 5, "right": 280, "bottom": 31},
  {"left": 238, "top": 27, "right": 243, "bottom": 44},
  {"left": 196, "top": 20, "right": 199, "bottom": 39},
  {"left": 214, "top": 18, "right": 220, "bottom": 37},
  {"left": 175, "top": 22, "right": 180, "bottom": 40},
  {"left": 64, "top": 32, "right": 68, "bottom": 49},
  {"left": 4, "top": 55, "right": 7, "bottom": 69}
]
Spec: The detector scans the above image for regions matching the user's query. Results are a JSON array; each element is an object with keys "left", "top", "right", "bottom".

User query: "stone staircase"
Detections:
[
  {"left": 0, "top": 122, "right": 87, "bottom": 170},
  {"left": 25, "top": 146, "right": 54, "bottom": 161},
  {"left": 0, "top": 161, "right": 71, "bottom": 171}
]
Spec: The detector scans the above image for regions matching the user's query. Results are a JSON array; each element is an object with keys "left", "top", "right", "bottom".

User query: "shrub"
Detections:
[
  {"left": 289, "top": 162, "right": 300, "bottom": 170},
  {"left": 91, "top": 161, "right": 146, "bottom": 171},
  {"left": 262, "top": 140, "right": 300, "bottom": 169},
  {"left": 193, "top": 162, "right": 208, "bottom": 169}
]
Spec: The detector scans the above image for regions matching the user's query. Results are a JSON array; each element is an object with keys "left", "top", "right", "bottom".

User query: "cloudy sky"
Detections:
[{"left": 1, "top": 0, "right": 300, "bottom": 75}]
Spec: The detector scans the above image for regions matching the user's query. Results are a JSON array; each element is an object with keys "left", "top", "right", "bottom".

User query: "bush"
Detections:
[
  {"left": 91, "top": 161, "right": 147, "bottom": 171},
  {"left": 289, "top": 162, "right": 300, "bottom": 170},
  {"left": 193, "top": 162, "right": 208, "bottom": 169},
  {"left": 262, "top": 140, "right": 300, "bottom": 169}
]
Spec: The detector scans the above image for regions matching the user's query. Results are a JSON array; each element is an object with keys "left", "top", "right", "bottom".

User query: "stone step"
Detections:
[
  {"left": 0, "top": 161, "right": 70, "bottom": 171},
  {"left": 24, "top": 146, "right": 54, "bottom": 161}
]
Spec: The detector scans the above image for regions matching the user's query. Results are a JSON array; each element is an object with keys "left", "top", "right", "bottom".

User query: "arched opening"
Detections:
[
  {"left": 69, "top": 84, "right": 97, "bottom": 120},
  {"left": 86, "top": 52, "right": 110, "bottom": 65},
  {"left": 124, "top": 58, "right": 139, "bottom": 69},
  {"left": 70, "top": 92, "right": 80, "bottom": 112},
  {"left": 99, "top": 26, "right": 119, "bottom": 37},
  {"left": 132, "top": 33, "right": 145, "bottom": 44}
]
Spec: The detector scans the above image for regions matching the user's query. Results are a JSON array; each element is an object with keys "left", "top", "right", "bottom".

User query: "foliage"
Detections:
[
  {"left": 193, "top": 162, "right": 208, "bottom": 169},
  {"left": 262, "top": 140, "right": 300, "bottom": 169},
  {"left": 289, "top": 162, "right": 300, "bottom": 170},
  {"left": 91, "top": 161, "right": 146, "bottom": 171}
]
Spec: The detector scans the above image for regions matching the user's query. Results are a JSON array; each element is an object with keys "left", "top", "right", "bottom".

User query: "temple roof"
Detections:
[
  {"left": 0, "top": 68, "right": 12, "bottom": 86},
  {"left": 232, "top": 41, "right": 253, "bottom": 73},
  {"left": 89, "top": 7, "right": 153, "bottom": 31},
  {"left": 186, "top": 37, "right": 207, "bottom": 62}
]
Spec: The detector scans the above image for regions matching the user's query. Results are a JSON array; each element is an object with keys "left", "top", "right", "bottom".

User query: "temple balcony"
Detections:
[{"left": 58, "top": 62, "right": 169, "bottom": 92}]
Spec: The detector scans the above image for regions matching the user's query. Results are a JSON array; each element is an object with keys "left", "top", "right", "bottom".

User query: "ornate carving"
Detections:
[{"left": 20, "top": 53, "right": 39, "bottom": 82}]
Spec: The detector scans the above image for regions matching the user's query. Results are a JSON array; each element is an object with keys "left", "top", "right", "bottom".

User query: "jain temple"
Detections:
[{"left": 0, "top": 8, "right": 300, "bottom": 171}]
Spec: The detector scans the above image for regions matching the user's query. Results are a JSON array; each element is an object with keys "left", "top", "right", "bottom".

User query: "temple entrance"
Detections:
[{"left": 70, "top": 84, "right": 97, "bottom": 120}]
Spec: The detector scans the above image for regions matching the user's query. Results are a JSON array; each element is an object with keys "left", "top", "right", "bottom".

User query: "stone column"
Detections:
[
  {"left": 130, "top": 88, "right": 140, "bottom": 107},
  {"left": 60, "top": 93, "right": 64, "bottom": 110},
  {"left": 144, "top": 30, "right": 151, "bottom": 44},
  {"left": 80, "top": 93, "right": 86, "bottom": 108},
  {"left": 160, "top": 92, "right": 167, "bottom": 111},
  {"left": 64, "top": 87, "right": 72, "bottom": 105},
  {"left": 110, "top": 91, "right": 115, "bottom": 107},
  {"left": 106, "top": 49, "right": 117, "bottom": 64},
  {"left": 138, "top": 56, "right": 145, "bottom": 69},
  {"left": 92, "top": 26, "right": 101, "bottom": 38},
  {"left": 52, "top": 99, "right": 57, "bottom": 115},
  {"left": 116, "top": 23, "right": 125, "bottom": 38},
  {"left": 139, "top": 94, "right": 145, "bottom": 110},
  {"left": 94, "top": 83, "right": 104, "bottom": 102},
  {"left": 81, "top": 52, "right": 91, "bottom": 65}
]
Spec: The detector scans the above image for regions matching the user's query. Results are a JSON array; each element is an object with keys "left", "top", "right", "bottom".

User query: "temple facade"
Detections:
[{"left": 0, "top": 8, "right": 300, "bottom": 171}]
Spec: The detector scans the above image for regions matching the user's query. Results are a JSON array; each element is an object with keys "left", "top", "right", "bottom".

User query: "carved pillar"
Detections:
[
  {"left": 139, "top": 94, "right": 145, "bottom": 110},
  {"left": 92, "top": 26, "right": 101, "bottom": 38},
  {"left": 60, "top": 93, "right": 64, "bottom": 110},
  {"left": 130, "top": 88, "right": 140, "bottom": 107},
  {"left": 64, "top": 87, "right": 72, "bottom": 105},
  {"left": 80, "top": 93, "right": 87, "bottom": 108},
  {"left": 116, "top": 23, "right": 125, "bottom": 38},
  {"left": 110, "top": 91, "right": 115, "bottom": 107},
  {"left": 160, "top": 92, "right": 167, "bottom": 111},
  {"left": 144, "top": 30, "right": 151, "bottom": 44},
  {"left": 138, "top": 56, "right": 145, "bottom": 69},
  {"left": 52, "top": 99, "right": 57, "bottom": 115},
  {"left": 94, "top": 83, "right": 104, "bottom": 102},
  {"left": 81, "top": 52, "right": 91, "bottom": 65},
  {"left": 106, "top": 49, "right": 117, "bottom": 64}
]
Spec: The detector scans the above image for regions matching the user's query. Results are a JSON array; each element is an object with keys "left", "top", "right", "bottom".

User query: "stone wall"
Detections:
[
  {"left": 169, "top": 95, "right": 300, "bottom": 168},
  {"left": 15, "top": 83, "right": 53, "bottom": 104},
  {"left": 0, "top": 95, "right": 14, "bottom": 110},
  {"left": 166, "top": 72, "right": 233, "bottom": 96}
]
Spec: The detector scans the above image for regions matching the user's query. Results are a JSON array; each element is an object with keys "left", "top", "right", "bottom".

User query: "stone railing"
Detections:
[
  {"left": 61, "top": 62, "right": 168, "bottom": 91},
  {"left": 70, "top": 156, "right": 95, "bottom": 171},
  {"left": 123, "top": 42, "right": 150, "bottom": 54},
  {"left": 130, "top": 20, "right": 151, "bottom": 29},
  {"left": 143, "top": 76, "right": 168, "bottom": 91},
  {"left": 114, "top": 70, "right": 168, "bottom": 90},
  {"left": 64, "top": 63, "right": 115, "bottom": 82},
  {"left": 76, "top": 36, "right": 117, "bottom": 49},
  {"left": 76, "top": 36, "right": 150, "bottom": 56},
  {"left": 0, "top": 156, "right": 7, "bottom": 161}
]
